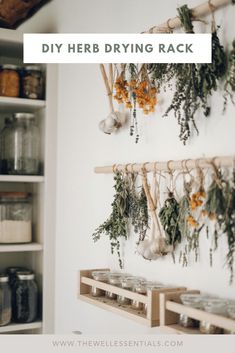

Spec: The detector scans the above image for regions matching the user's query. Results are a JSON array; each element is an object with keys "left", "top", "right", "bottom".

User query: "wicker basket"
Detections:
[{"left": 0, "top": 0, "right": 51, "bottom": 29}]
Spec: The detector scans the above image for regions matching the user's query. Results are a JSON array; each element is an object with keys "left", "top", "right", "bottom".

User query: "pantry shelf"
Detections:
[
  {"left": 0, "top": 96, "right": 46, "bottom": 113},
  {"left": 0, "top": 243, "right": 43, "bottom": 253},
  {"left": 0, "top": 175, "right": 44, "bottom": 183},
  {"left": 159, "top": 324, "right": 200, "bottom": 335},
  {"left": 78, "top": 269, "right": 186, "bottom": 327},
  {"left": 159, "top": 290, "right": 235, "bottom": 334},
  {"left": 0, "top": 321, "right": 42, "bottom": 334}
]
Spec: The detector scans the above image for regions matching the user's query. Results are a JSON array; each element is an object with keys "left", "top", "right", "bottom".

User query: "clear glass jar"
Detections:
[
  {"left": 179, "top": 294, "right": 204, "bottom": 328},
  {"left": 132, "top": 282, "right": 147, "bottom": 311},
  {"left": 143, "top": 283, "right": 165, "bottom": 314},
  {"left": 91, "top": 271, "right": 109, "bottom": 297},
  {"left": 0, "top": 274, "right": 12, "bottom": 326},
  {"left": 224, "top": 304, "right": 235, "bottom": 334},
  {"left": 0, "top": 192, "right": 32, "bottom": 243},
  {"left": 0, "top": 64, "right": 20, "bottom": 97},
  {"left": 22, "top": 66, "right": 44, "bottom": 100},
  {"left": 117, "top": 276, "right": 144, "bottom": 305},
  {"left": 13, "top": 272, "right": 38, "bottom": 323},
  {"left": 106, "top": 273, "right": 123, "bottom": 300},
  {"left": 0, "top": 117, "right": 14, "bottom": 174},
  {"left": 200, "top": 298, "right": 228, "bottom": 334},
  {"left": 4, "top": 113, "right": 40, "bottom": 175}
]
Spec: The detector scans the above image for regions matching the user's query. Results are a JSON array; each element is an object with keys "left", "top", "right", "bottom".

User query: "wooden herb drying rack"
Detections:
[
  {"left": 78, "top": 269, "right": 186, "bottom": 327},
  {"left": 94, "top": 155, "right": 235, "bottom": 174},
  {"left": 159, "top": 290, "right": 235, "bottom": 334}
]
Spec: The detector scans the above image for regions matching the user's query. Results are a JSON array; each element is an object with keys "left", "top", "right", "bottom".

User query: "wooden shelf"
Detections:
[
  {"left": 0, "top": 321, "right": 42, "bottom": 333},
  {"left": 0, "top": 175, "right": 44, "bottom": 183},
  {"left": 79, "top": 293, "right": 152, "bottom": 326},
  {"left": 78, "top": 269, "right": 186, "bottom": 327},
  {"left": 0, "top": 96, "right": 46, "bottom": 113},
  {"left": 159, "top": 324, "right": 201, "bottom": 335},
  {"left": 0, "top": 243, "right": 43, "bottom": 253},
  {"left": 159, "top": 290, "right": 235, "bottom": 334}
]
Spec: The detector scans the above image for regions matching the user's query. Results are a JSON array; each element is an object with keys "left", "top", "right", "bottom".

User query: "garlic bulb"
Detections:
[{"left": 99, "top": 111, "right": 126, "bottom": 134}]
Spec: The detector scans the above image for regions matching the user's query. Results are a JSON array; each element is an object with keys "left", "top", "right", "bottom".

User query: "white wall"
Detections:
[{"left": 19, "top": 0, "right": 235, "bottom": 334}]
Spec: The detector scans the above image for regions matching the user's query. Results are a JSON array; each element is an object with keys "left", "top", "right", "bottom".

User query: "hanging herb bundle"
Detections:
[
  {"left": 224, "top": 40, "right": 235, "bottom": 110},
  {"left": 127, "top": 173, "right": 149, "bottom": 242},
  {"left": 223, "top": 169, "right": 235, "bottom": 283},
  {"left": 163, "top": 5, "right": 226, "bottom": 144},
  {"left": 92, "top": 172, "right": 129, "bottom": 268},
  {"left": 159, "top": 191, "right": 181, "bottom": 246}
]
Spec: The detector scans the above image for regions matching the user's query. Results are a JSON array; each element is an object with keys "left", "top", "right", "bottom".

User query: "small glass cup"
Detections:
[{"left": 91, "top": 271, "right": 109, "bottom": 297}]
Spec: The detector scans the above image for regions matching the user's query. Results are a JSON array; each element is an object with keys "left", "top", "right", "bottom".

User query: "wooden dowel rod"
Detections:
[
  {"left": 146, "top": 0, "right": 231, "bottom": 33},
  {"left": 94, "top": 155, "right": 235, "bottom": 174}
]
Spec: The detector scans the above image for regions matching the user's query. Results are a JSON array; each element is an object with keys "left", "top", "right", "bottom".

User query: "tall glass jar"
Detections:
[
  {"left": 179, "top": 294, "right": 204, "bottom": 328},
  {"left": 4, "top": 113, "right": 40, "bottom": 175},
  {"left": 117, "top": 277, "right": 144, "bottom": 305},
  {"left": 0, "top": 64, "right": 20, "bottom": 97},
  {"left": 0, "top": 274, "right": 12, "bottom": 326},
  {"left": 13, "top": 272, "right": 38, "bottom": 323},
  {"left": 132, "top": 282, "right": 147, "bottom": 311},
  {"left": 22, "top": 66, "right": 44, "bottom": 100},
  {"left": 0, "top": 192, "right": 32, "bottom": 243},
  {"left": 0, "top": 117, "right": 14, "bottom": 174}
]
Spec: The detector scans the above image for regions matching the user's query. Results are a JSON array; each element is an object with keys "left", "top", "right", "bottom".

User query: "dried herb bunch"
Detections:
[
  {"left": 223, "top": 170, "right": 235, "bottom": 283},
  {"left": 92, "top": 172, "right": 129, "bottom": 268},
  {"left": 224, "top": 39, "right": 235, "bottom": 110},
  {"left": 159, "top": 191, "right": 181, "bottom": 246},
  {"left": 92, "top": 171, "right": 149, "bottom": 267},
  {"left": 127, "top": 174, "right": 149, "bottom": 242},
  {"left": 163, "top": 5, "right": 226, "bottom": 144}
]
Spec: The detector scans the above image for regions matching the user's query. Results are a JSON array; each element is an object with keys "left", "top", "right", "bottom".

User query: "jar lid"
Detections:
[
  {"left": 1, "top": 64, "right": 19, "bottom": 70},
  {"left": 24, "top": 65, "right": 42, "bottom": 72},
  {"left": 0, "top": 192, "right": 30, "bottom": 199},
  {"left": 0, "top": 274, "right": 9, "bottom": 283},
  {"left": 13, "top": 113, "right": 35, "bottom": 120},
  {"left": 17, "top": 272, "right": 35, "bottom": 280}
]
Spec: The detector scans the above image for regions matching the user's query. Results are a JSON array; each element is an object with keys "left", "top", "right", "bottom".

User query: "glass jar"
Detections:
[
  {"left": 0, "top": 274, "right": 12, "bottom": 326},
  {"left": 4, "top": 113, "right": 40, "bottom": 175},
  {"left": 200, "top": 298, "right": 228, "bottom": 334},
  {"left": 106, "top": 273, "right": 123, "bottom": 300},
  {"left": 91, "top": 271, "right": 109, "bottom": 297},
  {"left": 13, "top": 272, "right": 38, "bottom": 323},
  {"left": 132, "top": 282, "right": 147, "bottom": 311},
  {"left": 0, "top": 192, "right": 32, "bottom": 243},
  {"left": 0, "top": 64, "right": 20, "bottom": 97},
  {"left": 179, "top": 294, "right": 204, "bottom": 328},
  {"left": 143, "top": 283, "right": 165, "bottom": 314},
  {"left": 117, "top": 276, "right": 143, "bottom": 305},
  {"left": 22, "top": 66, "right": 44, "bottom": 100},
  {"left": 0, "top": 117, "right": 14, "bottom": 174}
]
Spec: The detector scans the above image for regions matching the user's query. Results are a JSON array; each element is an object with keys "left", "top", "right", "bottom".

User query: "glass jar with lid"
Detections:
[
  {"left": 0, "top": 192, "right": 32, "bottom": 244},
  {"left": 0, "top": 274, "right": 12, "bottom": 326},
  {"left": 0, "top": 116, "right": 14, "bottom": 174},
  {"left": 13, "top": 271, "right": 38, "bottom": 323},
  {"left": 4, "top": 113, "right": 40, "bottom": 175},
  {"left": 91, "top": 271, "right": 109, "bottom": 297},
  {"left": 22, "top": 66, "right": 44, "bottom": 100},
  {"left": 0, "top": 64, "right": 20, "bottom": 97},
  {"left": 200, "top": 298, "right": 228, "bottom": 334},
  {"left": 106, "top": 272, "right": 123, "bottom": 300},
  {"left": 179, "top": 294, "right": 204, "bottom": 328}
]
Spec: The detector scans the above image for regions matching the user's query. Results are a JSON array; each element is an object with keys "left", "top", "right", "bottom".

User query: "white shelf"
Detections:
[
  {"left": 0, "top": 243, "right": 43, "bottom": 253},
  {"left": 0, "top": 175, "right": 44, "bottom": 183},
  {"left": 0, "top": 97, "right": 46, "bottom": 113},
  {"left": 0, "top": 321, "right": 42, "bottom": 333}
]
